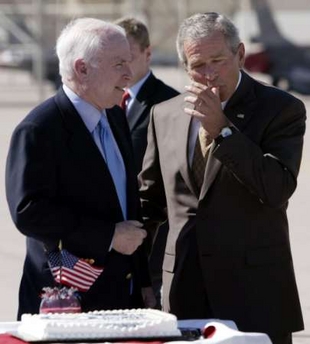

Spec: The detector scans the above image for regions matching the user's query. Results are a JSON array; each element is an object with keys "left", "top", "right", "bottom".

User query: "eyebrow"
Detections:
[{"left": 111, "top": 57, "right": 128, "bottom": 63}]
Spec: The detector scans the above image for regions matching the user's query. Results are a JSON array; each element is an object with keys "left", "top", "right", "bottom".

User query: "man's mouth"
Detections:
[{"left": 115, "top": 86, "right": 125, "bottom": 93}]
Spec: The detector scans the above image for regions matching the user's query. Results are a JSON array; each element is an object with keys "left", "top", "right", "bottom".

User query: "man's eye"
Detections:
[
  {"left": 192, "top": 64, "right": 204, "bottom": 70},
  {"left": 213, "top": 58, "right": 225, "bottom": 63}
]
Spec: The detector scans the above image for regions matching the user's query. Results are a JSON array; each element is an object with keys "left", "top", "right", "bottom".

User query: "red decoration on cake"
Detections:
[{"left": 39, "top": 287, "right": 81, "bottom": 314}]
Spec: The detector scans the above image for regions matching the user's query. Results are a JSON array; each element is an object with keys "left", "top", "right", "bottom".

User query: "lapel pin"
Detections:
[{"left": 236, "top": 113, "right": 245, "bottom": 119}]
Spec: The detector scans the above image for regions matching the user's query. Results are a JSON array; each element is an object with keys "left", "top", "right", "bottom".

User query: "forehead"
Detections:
[
  {"left": 127, "top": 36, "right": 142, "bottom": 52},
  {"left": 103, "top": 36, "right": 131, "bottom": 62},
  {"left": 184, "top": 31, "right": 231, "bottom": 58}
]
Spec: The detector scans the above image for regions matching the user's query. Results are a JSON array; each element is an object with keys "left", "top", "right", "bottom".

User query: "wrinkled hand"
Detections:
[
  {"left": 184, "top": 81, "right": 229, "bottom": 138},
  {"left": 112, "top": 220, "right": 147, "bottom": 255},
  {"left": 142, "top": 287, "right": 157, "bottom": 308}
]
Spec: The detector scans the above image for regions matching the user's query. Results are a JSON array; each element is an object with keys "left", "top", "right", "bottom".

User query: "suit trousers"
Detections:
[
  {"left": 268, "top": 333, "right": 292, "bottom": 344},
  {"left": 169, "top": 230, "right": 213, "bottom": 319},
  {"left": 149, "top": 221, "right": 169, "bottom": 309}
]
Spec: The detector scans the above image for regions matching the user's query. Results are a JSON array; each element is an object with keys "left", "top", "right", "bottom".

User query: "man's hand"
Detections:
[
  {"left": 112, "top": 220, "right": 147, "bottom": 255},
  {"left": 142, "top": 286, "right": 157, "bottom": 308},
  {"left": 184, "top": 82, "right": 229, "bottom": 138}
]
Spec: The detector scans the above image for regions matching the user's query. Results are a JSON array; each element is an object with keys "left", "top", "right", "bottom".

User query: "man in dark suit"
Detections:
[
  {"left": 139, "top": 12, "right": 305, "bottom": 344},
  {"left": 115, "top": 17, "right": 179, "bottom": 308},
  {"left": 5, "top": 17, "right": 155, "bottom": 319},
  {"left": 115, "top": 17, "right": 179, "bottom": 173}
]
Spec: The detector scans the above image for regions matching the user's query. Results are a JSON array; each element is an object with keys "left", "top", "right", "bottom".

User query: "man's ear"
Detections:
[
  {"left": 75, "top": 59, "right": 87, "bottom": 77},
  {"left": 238, "top": 43, "right": 245, "bottom": 68},
  {"left": 145, "top": 46, "right": 152, "bottom": 63}
]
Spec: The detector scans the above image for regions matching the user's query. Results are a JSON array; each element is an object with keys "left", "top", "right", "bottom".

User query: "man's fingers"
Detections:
[
  {"left": 184, "top": 95, "right": 197, "bottom": 104},
  {"left": 130, "top": 227, "right": 147, "bottom": 239},
  {"left": 113, "top": 221, "right": 147, "bottom": 255},
  {"left": 211, "top": 86, "right": 219, "bottom": 97},
  {"left": 184, "top": 106, "right": 205, "bottom": 121},
  {"left": 139, "top": 228, "right": 147, "bottom": 238},
  {"left": 126, "top": 220, "right": 143, "bottom": 227}
]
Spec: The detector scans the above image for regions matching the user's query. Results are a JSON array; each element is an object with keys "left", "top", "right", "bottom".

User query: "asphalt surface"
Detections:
[{"left": 0, "top": 67, "right": 309, "bottom": 343}]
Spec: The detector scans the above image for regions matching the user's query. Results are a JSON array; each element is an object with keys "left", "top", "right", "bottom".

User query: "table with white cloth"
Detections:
[{"left": 0, "top": 319, "right": 272, "bottom": 344}]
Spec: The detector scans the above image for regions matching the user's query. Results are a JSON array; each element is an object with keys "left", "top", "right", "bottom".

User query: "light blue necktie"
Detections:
[{"left": 99, "top": 114, "right": 127, "bottom": 219}]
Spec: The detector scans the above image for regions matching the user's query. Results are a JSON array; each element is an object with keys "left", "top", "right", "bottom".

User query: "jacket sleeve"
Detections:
[
  {"left": 5, "top": 121, "right": 115, "bottom": 261},
  {"left": 213, "top": 97, "right": 306, "bottom": 208},
  {"left": 138, "top": 107, "right": 168, "bottom": 244}
]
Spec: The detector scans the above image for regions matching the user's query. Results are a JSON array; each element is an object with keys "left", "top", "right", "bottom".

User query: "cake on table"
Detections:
[{"left": 17, "top": 308, "right": 182, "bottom": 341}]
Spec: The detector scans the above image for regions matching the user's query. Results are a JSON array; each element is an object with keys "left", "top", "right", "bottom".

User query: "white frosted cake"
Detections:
[{"left": 18, "top": 308, "right": 181, "bottom": 341}]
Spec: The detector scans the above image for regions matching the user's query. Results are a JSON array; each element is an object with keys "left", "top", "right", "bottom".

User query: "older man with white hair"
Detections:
[{"left": 6, "top": 17, "right": 155, "bottom": 319}]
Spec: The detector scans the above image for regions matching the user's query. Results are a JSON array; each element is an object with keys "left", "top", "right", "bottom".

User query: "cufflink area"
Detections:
[{"left": 214, "top": 126, "right": 237, "bottom": 145}]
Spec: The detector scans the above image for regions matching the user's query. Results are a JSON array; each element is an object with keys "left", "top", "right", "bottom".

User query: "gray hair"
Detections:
[
  {"left": 56, "top": 17, "right": 126, "bottom": 80},
  {"left": 176, "top": 12, "right": 241, "bottom": 67}
]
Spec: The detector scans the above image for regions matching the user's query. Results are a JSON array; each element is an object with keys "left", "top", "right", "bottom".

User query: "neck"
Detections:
[{"left": 63, "top": 82, "right": 104, "bottom": 112}]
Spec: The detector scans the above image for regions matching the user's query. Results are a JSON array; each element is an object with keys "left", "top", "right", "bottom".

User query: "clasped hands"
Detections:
[
  {"left": 112, "top": 220, "right": 147, "bottom": 255},
  {"left": 184, "top": 81, "right": 229, "bottom": 138}
]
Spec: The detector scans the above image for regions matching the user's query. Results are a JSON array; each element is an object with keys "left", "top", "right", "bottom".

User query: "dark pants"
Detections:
[
  {"left": 268, "top": 333, "right": 292, "bottom": 344},
  {"left": 169, "top": 231, "right": 213, "bottom": 319},
  {"left": 149, "top": 221, "right": 169, "bottom": 309}
]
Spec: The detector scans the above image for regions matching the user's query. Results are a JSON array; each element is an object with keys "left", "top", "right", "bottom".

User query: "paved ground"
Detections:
[{"left": 0, "top": 67, "right": 309, "bottom": 343}]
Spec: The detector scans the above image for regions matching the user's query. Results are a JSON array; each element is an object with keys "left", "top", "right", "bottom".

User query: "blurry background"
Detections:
[
  {"left": 0, "top": 1, "right": 309, "bottom": 342},
  {"left": 1, "top": 0, "right": 310, "bottom": 94}
]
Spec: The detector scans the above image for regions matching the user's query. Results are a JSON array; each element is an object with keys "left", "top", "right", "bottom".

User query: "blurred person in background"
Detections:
[
  {"left": 115, "top": 16, "right": 179, "bottom": 173},
  {"left": 139, "top": 12, "right": 305, "bottom": 344},
  {"left": 115, "top": 16, "right": 179, "bottom": 309},
  {"left": 6, "top": 17, "right": 155, "bottom": 319}
]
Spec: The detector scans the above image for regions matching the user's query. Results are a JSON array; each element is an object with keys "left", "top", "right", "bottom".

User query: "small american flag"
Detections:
[{"left": 48, "top": 249, "right": 104, "bottom": 292}]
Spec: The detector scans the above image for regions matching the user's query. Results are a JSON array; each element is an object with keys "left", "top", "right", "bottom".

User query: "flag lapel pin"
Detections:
[{"left": 236, "top": 113, "right": 245, "bottom": 119}]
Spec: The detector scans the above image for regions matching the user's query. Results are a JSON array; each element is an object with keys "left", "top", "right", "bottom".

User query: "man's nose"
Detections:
[
  {"left": 204, "top": 65, "right": 217, "bottom": 80},
  {"left": 125, "top": 65, "right": 133, "bottom": 80}
]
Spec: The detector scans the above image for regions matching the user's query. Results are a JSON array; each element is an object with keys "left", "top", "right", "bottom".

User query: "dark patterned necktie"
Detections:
[{"left": 191, "top": 126, "right": 212, "bottom": 191}]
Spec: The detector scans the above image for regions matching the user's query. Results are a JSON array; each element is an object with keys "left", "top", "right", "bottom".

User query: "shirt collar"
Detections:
[
  {"left": 221, "top": 71, "right": 242, "bottom": 109},
  {"left": 127, "top": 70, "right": 151, "bottom": 99},
  {"left": 62, "top": 84, "right": 103, "bottom": 133}
]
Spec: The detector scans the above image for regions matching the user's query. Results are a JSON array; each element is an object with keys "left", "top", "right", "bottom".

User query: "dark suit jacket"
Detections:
[
  {"left": 127, "top": 72, "right": 179, "bottom": 173},
  {"left": 139, "top": 71, "right": 305, "bottom": 336},
  {"left": 6, "top": 87, "right": 150, "bottom": 318},
  {"left": 126, "top": 72, "right": 179, "bottom": 307}
]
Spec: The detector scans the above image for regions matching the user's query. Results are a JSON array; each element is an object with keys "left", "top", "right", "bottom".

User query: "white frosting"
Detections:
[{"left": 18, "top": 309, "right": 181, "bottom": 340}]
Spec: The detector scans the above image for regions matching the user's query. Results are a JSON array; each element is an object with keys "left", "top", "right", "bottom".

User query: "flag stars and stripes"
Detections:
[{"left": 48, "top": 249, "right": 104, "bottom": 292}]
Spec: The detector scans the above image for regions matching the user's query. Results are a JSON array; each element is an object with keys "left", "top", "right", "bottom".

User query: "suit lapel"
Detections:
[
  {"left": 199, "top": 71, "right": 257, "bottom": 199},
  {"left": 224, "top": 71, "right": 256, "bottom": 130},
  {"left": 55, "top": 88, "right": 107, "bottom": 170},
  {"left": 126, "top": 73, "right": 157, "bottom": 130},
  {"left": 55, "top": 89, "right": 131, "bottom": 179},
  {"left": 127, "top": 99, "right": 147, "bottom": 130},
  {"left": 175, "top": 95, "right": 198, "bottom": 197},
  {"left": 54, "top": 89, "right": 124, "bottom": 218}
]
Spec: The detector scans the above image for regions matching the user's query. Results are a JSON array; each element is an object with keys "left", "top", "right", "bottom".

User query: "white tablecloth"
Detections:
[
  {"left": 175, "top": 320, "right": 272, "bottom": 344},
  {"left": 0, "top": 319, "right": 272, "bottom": 344}
]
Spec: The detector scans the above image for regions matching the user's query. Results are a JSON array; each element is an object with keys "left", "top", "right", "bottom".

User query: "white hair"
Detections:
[{"left": 56, "top": 17, "right": 126, "bottom": 80}]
